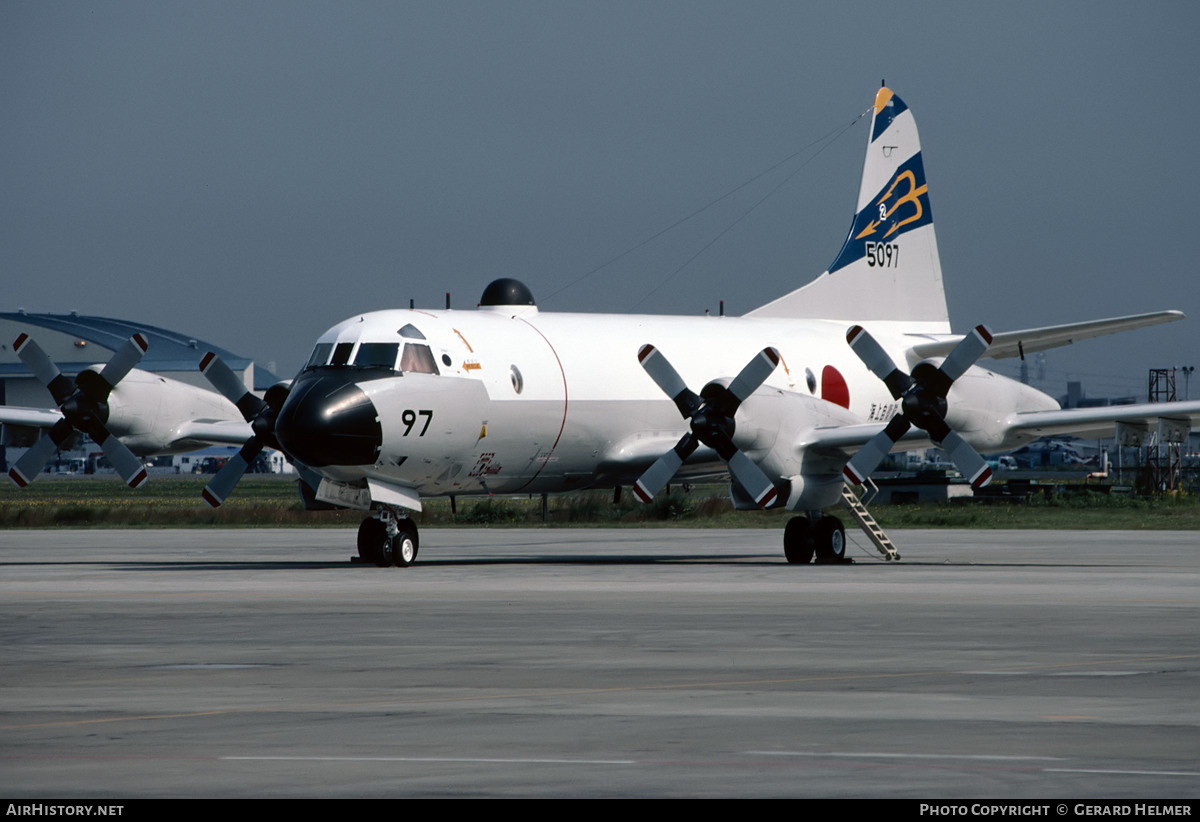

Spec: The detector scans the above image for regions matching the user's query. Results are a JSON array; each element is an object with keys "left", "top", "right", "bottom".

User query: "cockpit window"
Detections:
[
  {"left": 331, "top": 342, "right": 354, "bottom": 366},
  {"left": 400, "top": 343, "right": 440, "bottom": 375},
  {"left": 306, "top": 339, "right": 438, "bottom": 375},
  {"left": 305, "top": 343, "right": 333, "bottom": 369},
  {"left": 354, "top": 342, "right": 400, "bottom": 369},
  {"left": 398, "top": 324, "right": 426, "bottom": 340}
]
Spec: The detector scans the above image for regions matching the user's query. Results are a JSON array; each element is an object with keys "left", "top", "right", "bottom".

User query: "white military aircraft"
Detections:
[
  {"left": 3, "top": 332, "right": 251, "bottom": 487},
  {"left": 7, "top": 86, "right": 1199, "bottom": 566}
]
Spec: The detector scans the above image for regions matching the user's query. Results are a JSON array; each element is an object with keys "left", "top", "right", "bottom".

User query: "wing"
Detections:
[
  {"left": 909, "top": 311, "right": 1184, "bottom": 361},
  {"left": 0, "top": 406, "right": 64, "bottom": 430},
  {"left": 1000, "top": 399, "right": 1200, "bottom": 442},
  {"left": 167, "top": 419, "right": 257, "bottom": 448},
  {"left": 800, "top": 422, "right": 934, "bottom": 454},
  {"left": 796, "top": 399, "right": 1200, "bottom": 469}
]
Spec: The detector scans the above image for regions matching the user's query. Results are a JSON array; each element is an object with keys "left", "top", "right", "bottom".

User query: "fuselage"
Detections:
[
  {"left": 102, "top": 368, "right": 244, "bottom": 455},
  {"left": 272, "top": 305, "right": 1059, "bottom": 505}
]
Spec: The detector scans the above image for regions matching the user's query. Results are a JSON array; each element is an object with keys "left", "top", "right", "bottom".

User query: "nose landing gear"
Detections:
[{"left": 356, "top": 508, "right": 419, "bottom": 567}]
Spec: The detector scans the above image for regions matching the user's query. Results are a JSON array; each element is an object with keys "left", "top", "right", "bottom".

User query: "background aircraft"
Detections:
[{"left": 6, "top": 87, "right": 1200, "bottom": 567}]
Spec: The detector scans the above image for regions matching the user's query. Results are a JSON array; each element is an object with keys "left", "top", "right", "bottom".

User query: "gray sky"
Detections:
[{"left": 4, "top": 1, "right": 1198, "bottom": 399}]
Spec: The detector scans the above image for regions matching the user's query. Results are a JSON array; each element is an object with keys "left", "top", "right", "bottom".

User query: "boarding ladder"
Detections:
[{"left": 838, "top": 480, "right": 900, "bottom": 561}]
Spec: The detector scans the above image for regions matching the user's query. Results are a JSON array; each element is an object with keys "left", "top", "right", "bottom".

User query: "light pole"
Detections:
[{"left": 1182, "top": 366, "right": 1195, "bottom": 401}]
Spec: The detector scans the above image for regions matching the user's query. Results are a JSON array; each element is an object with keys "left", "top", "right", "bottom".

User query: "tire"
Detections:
[
  {"left": 391, "top": 523, "right": 419, "bottom": 568},
  {"left": 357, "top": 517, "right": 389, "bottom": 566},
  {"left": 783, "top": 516, "right": 813, "bottom": 564},
  {"left": 814, "top": 516, "right": 846, "bottom": 563}
]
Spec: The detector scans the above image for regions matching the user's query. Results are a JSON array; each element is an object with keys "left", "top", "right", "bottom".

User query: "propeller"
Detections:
[
  {"left": 634, "top": 345, "right": 780, "bottom": 507},
  {"left": 8, "top": 332, "right": 150, "bottom": 488},
  {"left": 843, "top": 323, "right": 994, "bottom": 488},
  {"left": 198, "top": 352, "right": 281, "bottom": 507},
  {"left": 197, "top": 352, "right": 320, "bottom": 506}
]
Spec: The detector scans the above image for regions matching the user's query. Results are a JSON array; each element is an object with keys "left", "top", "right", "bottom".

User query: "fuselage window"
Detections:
[
  {"left": 400, "top": 343, "right": 440, "bottom": 375},
  {"left": 398, "top": 323, "right": 427, "bottom": 340},
  {"left": 331, "top": 342, "right": 355, "bottom": 366},
  {"left": 305, "top": 343, "right": 333, "bottom": 369},
  {"left": 354, "top": 342, "right": 400, "bottom": 369}
]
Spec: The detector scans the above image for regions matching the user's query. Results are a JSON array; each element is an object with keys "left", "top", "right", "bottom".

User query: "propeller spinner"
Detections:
[
  {"left": 8, "top": 332, "right": 150, "bottom": 488},
  {"left": 634, "top": 345, "right": 780, "bottom": 508},
  {"left": 843, "top": 324, "right": 994, "bottom": 488}
]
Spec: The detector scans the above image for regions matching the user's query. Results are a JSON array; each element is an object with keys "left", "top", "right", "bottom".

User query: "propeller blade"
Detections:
[
  {"left": 99, "top": 436, "right": 149, "bottom": 489},
  {"left": 935, "top": 324, "right": 993, "bottom": 389},
  {"left": 8, "top": 434, "right": 61, "bottom": 487},
  {"left": 846, "top": 325, "right": 912, "bottom": 399},
  {"left": 937, "top": 430, "right": 993, "bottom": 489},
  {"left": 202, "top": 439, "right": 264, "bottom": 508},
  {"left": 634, "top": 345, "right": 779, "bottom": 508},
  {"left": 638, "top": 345, "right": 701, "bottom": 418},
  {"left": 199, "top": 352, "right": 265, "bottom": 421},
  {"left": 96, "top": 333, "right": 149, "bottom": 392},
  {"left": 11, "top": 332, "right": 151, "bottom": 490},
  {"left": 845, "top": 320, "right": 994, "bottom": 489},
  {"left": 13, "top": 333, "right": 75, "bottom": 405},
  {"left": 725, "top": 347, "right": 780, "bottom": 407},
  {"left": 843, "top": 416, "right": 911, "bottom": 485},
  {"left": 293, "top": 461, "right": 324, "bottom": 493},
  {"left": 726, "top": 450, "right": 778, "bottom": 507},
  {"left": 632, "top": 433, "right": 697, "bottom": 503}
]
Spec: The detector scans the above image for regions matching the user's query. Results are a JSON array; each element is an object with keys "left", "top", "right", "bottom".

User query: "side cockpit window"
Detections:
[
  {"left": 305, "top": 343, "right": 333, "bottom": 369},
  {"left": 400, "top": 343, "right": 439, "bottom": 375}
]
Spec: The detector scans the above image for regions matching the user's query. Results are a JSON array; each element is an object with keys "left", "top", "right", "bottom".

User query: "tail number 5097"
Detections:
[{"left": 865, "top": 242, "right": 899, "bottom": 268}]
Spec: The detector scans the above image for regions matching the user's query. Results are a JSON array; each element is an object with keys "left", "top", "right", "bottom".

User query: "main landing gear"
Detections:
[
  {"left": 356, "top": 508, "right": 419, "bottom": 568},
  {"left": 783, "top": 514, "right": 848, "bottom": 565}
]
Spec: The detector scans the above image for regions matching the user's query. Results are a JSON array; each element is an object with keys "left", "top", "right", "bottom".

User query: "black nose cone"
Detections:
[{"left": 275, "top": 374, "right": 382, "bottom": 467}]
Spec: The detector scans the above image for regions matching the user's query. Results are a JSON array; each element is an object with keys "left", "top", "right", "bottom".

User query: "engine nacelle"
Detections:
[{"left": 102, "top": 368, "right": 246, "bottom": 455}]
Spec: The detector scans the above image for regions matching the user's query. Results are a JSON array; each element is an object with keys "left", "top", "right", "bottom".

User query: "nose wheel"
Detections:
[{"left": 356, "top": 510, "right": 419, "bottom": 568}]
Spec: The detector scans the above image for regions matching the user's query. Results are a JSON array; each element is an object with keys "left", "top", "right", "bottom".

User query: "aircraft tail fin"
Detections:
[{"left": 747, "top": 87, "right": 950, "bottom": 331}]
